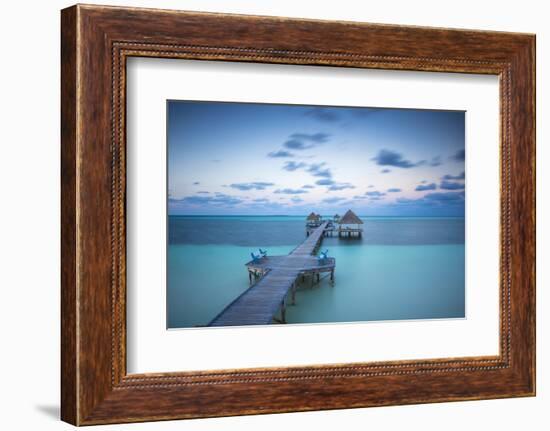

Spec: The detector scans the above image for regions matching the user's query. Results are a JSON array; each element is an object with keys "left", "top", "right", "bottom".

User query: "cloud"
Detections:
[
  {"left": 395, "top": 191, "right": 465, "bottom": 206},
  {"left": 197, "top": 191, "right": 209, "bottom": 194},
  {"left": 305, "top": 107, "right": 340, "bottom": 123},
  {"left": 307, "top": 162, "right": 332, "bottom": 178},
  {"left": 283, "top": 132, "right": 330, "bottom": 150},
  {"left": 415, "top": 183, "right": 437, "bottom": 191},
  {"left": 429, "top": 156, "right": 442, "bottom": 167},
  {"left": 381, "top": 169, "right": 391, "bottom": 174},
  {"left": 171, "top": 193, "right": 244, "bottom": 206},
  {"left": 274, "top": 188, "right": 309, "bottom": 195},
  {"left": 268, "top": 150, "right": 294, "bottom": 158},
  {"left": 252, "top": 198, "right": 270, "bottom": 203},
  {"left": 424, "top": 191, "right": 465, "bottom": 202},
  {"left": 229, "top": 182, "right": 275, "bottom": 191},
  {"left": 327, "top": 182, "right": 355, "bottom": 191},
  {"left": 366, "top": 191, "right": 386, "bottom": 197},
  {"left": 442, "top": 171, "right": 465, "bottom": 180},
  {"left": 302, "top": 184, "right": 315, "bottom": 189},
  {"left": 439, "top": 180, "right": 465, "bottom": 190},
  {"left": 282, "top": 161, "right": 307, "bottom": 171},
  {"left": 322, "top": 197, "right": 346, "bottom": 204},
  {"left": 451, "top": 149, "right": 466, "bottom": 161},
  {"left": 315, "top": 179, "right": 335, "bottom": 186},
  {"left": 368, "top": 185, "right": 374, "bottom": 188},
  {"left": 291, "top": 197, "right": 304, "bottom": 203},
  {"left": 351, "top": 107, "right": 384, "bottom": 118},
  {"left": 372, "top": 149, "right": 419, "bottom": 168},
  {"left": 371, "top": 191, "right": 466, "bottom": 216},
  {"left": 387, "top": 188, "right": 402, "bottom": 193},
  {"left": 193, "top": 181, "right": 200, "bottom": 185}
]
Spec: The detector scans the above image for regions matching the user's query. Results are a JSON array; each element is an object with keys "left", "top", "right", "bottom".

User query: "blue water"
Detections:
[{"left": 167, "top": 216, "right": 465, "bottom": 328}]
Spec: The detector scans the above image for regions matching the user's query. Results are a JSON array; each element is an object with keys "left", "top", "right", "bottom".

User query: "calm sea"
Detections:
[{"left": 167, "top": 216, "right": 465, "bottom": 328}]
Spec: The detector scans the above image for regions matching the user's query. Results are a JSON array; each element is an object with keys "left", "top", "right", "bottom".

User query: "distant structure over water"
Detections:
[
  {"left": 305, "top": 209, "right": 364, "bottom": 238},
  {"left": 338, "top": 209, "right": 364, "bottom": 238}
]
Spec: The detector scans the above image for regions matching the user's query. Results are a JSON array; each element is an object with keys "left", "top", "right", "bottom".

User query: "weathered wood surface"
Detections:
[{"left": 209, "top": 222, "right": 332, "bottom": 326}]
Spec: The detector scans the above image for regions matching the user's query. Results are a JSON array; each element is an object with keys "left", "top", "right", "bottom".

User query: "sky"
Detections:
[{"left": 167, "top": 101, "right": 465, "bottom": 216}]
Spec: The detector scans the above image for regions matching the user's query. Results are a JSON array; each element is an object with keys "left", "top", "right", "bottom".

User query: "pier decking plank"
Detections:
[{"left": 208, "top": 222, "right": 332, "bottom": 327}]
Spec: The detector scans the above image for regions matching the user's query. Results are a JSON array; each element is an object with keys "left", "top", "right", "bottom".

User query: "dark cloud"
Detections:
[
  {"left": 450, "top": 149, "right": 466, "bottom": 161},
  {"left": 229, "top": 182, "right": 275, "bottom": 191},
  {"left": 307, "top": 162, "right": 332, "bottom": 178},
  {"left": 274, "top": 188, "right": 309, "bottom": 195},
  {"left": 302, "top": 184, "right": 315, "bottom": 189},
  {"left": 372, "top": 149, "right": 419, "bottom": 168},
  {"left": 283, "top": 132, "right": 330, "bottom": 150},
  {"left": 439, "top": 180, "right": 465, "bottom": 190},
  {"left": 381, "top": 169, "right": 391, "bottom": 174},
  {"left": 193, "top": 181, "right": 200, "bottom": 185},
  {"left": 366, "top": 191, "right": 386, "bottom": 197},
  {"left": 282, "top": 161, "right": 307, "bottom": 171},
  {"left": 305, "top": 107, "right": 340, "bottom": 123},
  {"left": 197, "top": 191, "right": 209, "bottom": 194},
  {"left": 442, "top": 171, "right": 465, "bottom": 180},
  {"left": 429, "top": 156, "right": 442, "bottom": 167},
  {"left": 252, "top": 198, "right": 270, "bottom": 203},
  {"left": 315, "top": 179, "right": 335, "bottom": 186},
  {"left": 415, "top": 183, "right": 437, "bottom": 191},
  {"left": 327, "top": 182, "right": 355, "bottom": 191},
  {"left": 267, "top": 150, "right": 294, "bottom": 158},
  {"left": 387, "top": 188, "right": 402, "bottom": 193}
]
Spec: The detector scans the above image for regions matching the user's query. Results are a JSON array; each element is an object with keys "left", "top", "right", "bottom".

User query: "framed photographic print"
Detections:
[{"left": 61, "top": 4, "right": 536, "bottom": 425}]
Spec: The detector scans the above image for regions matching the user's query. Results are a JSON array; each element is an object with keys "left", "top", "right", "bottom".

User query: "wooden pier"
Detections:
[{"left": 208, "top": 222, "right": 335, "bottom": 327}]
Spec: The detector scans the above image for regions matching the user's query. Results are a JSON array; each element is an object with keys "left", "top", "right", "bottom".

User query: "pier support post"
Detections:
[
  {"left": 330, "top": 269, "right": 334, "bottom": 285},
  {"left": 291, "top": 283, "right": 296, "bottom": 305},
  {"left": 248, "top": 270, "right": 252, "bottom": 284},
  {"left": 281, "top": 300, "right": 286, "bottom": 323}
]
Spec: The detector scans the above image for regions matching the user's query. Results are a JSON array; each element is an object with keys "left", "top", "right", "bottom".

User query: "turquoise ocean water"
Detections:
[{"left": 167, "top": 216, "right": 465, "bottom": 328}]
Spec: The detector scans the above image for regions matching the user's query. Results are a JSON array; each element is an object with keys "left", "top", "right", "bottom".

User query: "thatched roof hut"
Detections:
[
  {"left": 339, "top": 209, "right": 363, "bottom": 225},
  {"left": 307, "top": 212, "right": 320, "bottom": 221}
]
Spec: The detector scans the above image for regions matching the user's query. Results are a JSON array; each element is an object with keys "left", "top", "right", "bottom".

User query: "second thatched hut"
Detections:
[{"left": 338, "top": 209, "right": 363, "bottom": 238}]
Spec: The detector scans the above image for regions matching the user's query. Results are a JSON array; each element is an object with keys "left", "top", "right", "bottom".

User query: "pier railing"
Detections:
[{"left": 208, "top": 222, "right": 335, "bottom": 327}]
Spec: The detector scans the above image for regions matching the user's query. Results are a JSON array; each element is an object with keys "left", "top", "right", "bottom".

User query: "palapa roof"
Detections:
[
  {"left": 307, "top": 212, "right": 319, "bottom": 221},
  {"left": 339, "top": 209, "right": 363, "bottom": 225}
]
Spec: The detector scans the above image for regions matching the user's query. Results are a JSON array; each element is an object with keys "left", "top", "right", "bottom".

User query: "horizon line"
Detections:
[{"left": 168, "top": 214, "right": 465, "bottom": 218}]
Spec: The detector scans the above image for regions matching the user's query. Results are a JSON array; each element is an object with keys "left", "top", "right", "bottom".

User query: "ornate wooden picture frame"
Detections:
[{"left": 61, "top": 4, "right": 535, "bottom": 425}]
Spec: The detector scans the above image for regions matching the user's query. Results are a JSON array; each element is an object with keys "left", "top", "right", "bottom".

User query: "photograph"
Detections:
[{"left": 167, "top": 101, "right": 466, "bottom": 328}]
